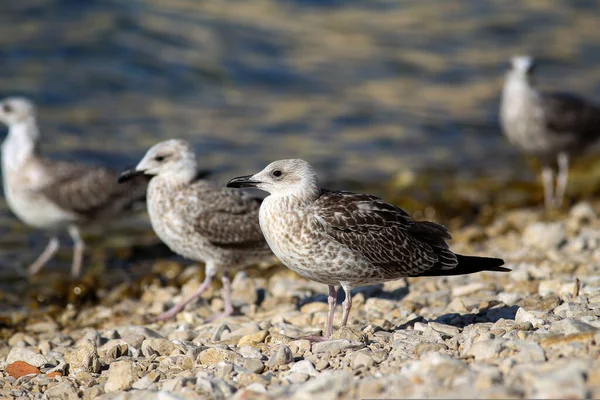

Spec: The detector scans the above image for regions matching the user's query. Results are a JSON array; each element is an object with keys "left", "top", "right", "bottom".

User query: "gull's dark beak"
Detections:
[
  {"left": 118, "top": 167, "right": 145, "bottom": 183},
  {"left": 527, "top": 60, "right": 537, "bottom": 75},
  {"left": 227, "top": 175, "right": 260, "bottom": 188}
]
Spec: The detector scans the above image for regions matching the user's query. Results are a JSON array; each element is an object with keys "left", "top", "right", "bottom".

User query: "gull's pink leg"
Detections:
[
  {"left": 68, "top": 226, "right": 85, "bottom": 278},
  {"left": 28, "top": 236, "right": 60, "bottom": 275},
  {"left": 325, "top": 285, "right": 338, "bottom": 337},
  {"left": 302, "top": 285, "right": 337, "bottom": 342},
  {"left": 206, "top": 270, "right": 234, "bottom": 322},
  {"left": 341, "top": 285, "right": 352, "bottom": 326},
  {"left": 152, "top": 271, "right": 214, "bottom": 322}
]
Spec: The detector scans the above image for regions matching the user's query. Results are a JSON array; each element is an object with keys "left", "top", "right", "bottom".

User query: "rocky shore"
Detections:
[{"left": 2, "top": 202, "right": 600, "bottom": 399}]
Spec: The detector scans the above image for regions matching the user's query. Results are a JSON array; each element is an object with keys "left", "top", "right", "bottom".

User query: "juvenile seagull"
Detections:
[
  {"left": 119, "top": 139, "right": 273, "bottom": 321},
  {"left": 228, "top": 159, "right": 508, "bottom": 338},
  {"left": 0, "top": 97, "right": 148, "bottom": 278},
  {"left": 501, "top": 55, "right": 600, "bottom": 209}
]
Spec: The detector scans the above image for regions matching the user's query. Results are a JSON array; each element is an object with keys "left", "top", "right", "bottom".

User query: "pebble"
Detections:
[
  {"left": 268, "top": 345, "right": 294, "bottom": 367},
  {"left": 64, "top": 339, "right": 100, "bottom": 375},
  {"left": 141, "top": 338, "right": 177, "bottom": 356},
  {"left": 522, "top": 222, "right": 566, "bottom": 250},
  {"left": 6, "top": 347, "right": 48, "bottom": 368},
  {"left": 104, "top": 360, "right": 138, "bottom": 392},
  {"left": 6, "top": 361, "right": 40, "bottom": 378},
  {"left": 288, "top": 359, "right": 318, "bottom": 378},
  {"left": 198, "top": 348, "right": 242, "bottom": 365},
  {"left": 312, "top": 339, "right": 364, "bottom": 354}
]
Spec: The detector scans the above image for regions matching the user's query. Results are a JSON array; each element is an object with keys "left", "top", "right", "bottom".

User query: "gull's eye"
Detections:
[
  {"left": 2, "top": 104, "right": 12, "bottom": 113},
  {"left": 272, "top": 170, "right": 282, "bottom": 178},
  {"left": 154, "top": 155, "right": 166, "bottom": 162}
]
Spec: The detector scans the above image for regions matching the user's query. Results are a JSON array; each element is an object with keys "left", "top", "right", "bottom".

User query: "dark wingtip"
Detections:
[
  {"left": 422, "top": 255, "right": 509, "bottom": 277},
  {"left": 477, "top": 256, "right": 509, "bottom": 272},
  {"left": 118, "top": 168, "right": 144, "bottom": 184}
]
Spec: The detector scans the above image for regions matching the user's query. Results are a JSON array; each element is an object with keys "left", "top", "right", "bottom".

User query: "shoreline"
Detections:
[{"left": 1, "top": 200, "right": 600, "bottom": 398}]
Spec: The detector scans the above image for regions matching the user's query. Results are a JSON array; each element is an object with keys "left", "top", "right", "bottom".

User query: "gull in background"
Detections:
[
  {"left": 501, "top": 55, "right": 600, "bottom": 209},
  {"left": 119, "top": 139, "right": 273, "bottom": 321},
  {"left": 0, "top": 97, "right": 148, "bottom": 277}
]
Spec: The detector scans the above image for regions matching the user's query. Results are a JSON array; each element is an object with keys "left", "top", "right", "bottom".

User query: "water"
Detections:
[{"left": 0, "top": 0, "right": 600, "bottom": 277}]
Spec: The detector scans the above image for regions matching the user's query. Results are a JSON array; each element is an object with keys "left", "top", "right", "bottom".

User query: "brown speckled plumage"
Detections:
[
  {"left": 122, "top": 139, "right": 272, "bottom": 321},
  {"left": 228, "top": 159, "right": 508, "bottom": 338}
]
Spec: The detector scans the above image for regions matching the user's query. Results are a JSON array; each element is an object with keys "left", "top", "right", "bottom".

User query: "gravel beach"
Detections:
[{"left": 2, "top": 202, "right": 600, "bottom": 399}]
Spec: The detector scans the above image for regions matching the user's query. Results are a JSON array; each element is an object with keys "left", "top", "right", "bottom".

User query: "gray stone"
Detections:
[
  {"left": 549, "top": 318, "right": 598, "bottom": 335},
  {"left": 243, "top": 358, "right": 265, "bottom": 374},
  {"left": 288, "top": 370, "right": 353, "bottom": 399},
  {"left": 465, "top": 339, "right": 505, "bottom": 361},
  {"left": 428, "top": 322, "right": 460, "bottom": 337},
  {"left": 141, "top": 338, "right": 177, "bottom": 357},
  {"left": 268, "top": 345, "right": 294, "bottom": 367},
  {"left": 116, "top": 326, "right": 163, "bottom": 339},
  {"left": 312, "top": 339, "right": 364, "bottom": 354},
  {"left": 6, "top": 347, "right": 48, "bottom": 368},
  {"left": 64, "top": 340, "right": 100, "bottom": 374},
  {"left": 522, "top": 222, "right": 566, "bottom": 250},
  {"left": 238, "top": 345, "right": 264, "bottom": 360},
  {"left": 104, "top": 360, "right": 137, "bottom": 392},
  {"left": 515, "top": 308, "right": 546, "bottom": 328},
  {"left": 198, "top": 348, "right": 242, "bottom": 365},
  {"left": 289, "top": 359, "right": 318, "bottom": 377},
  {"left": 245, "top": 382, "right": 267, "bottom": 393},
  {"left": 351, "top": 350, "right": 375, "bottom": 369},
  {"left": 44, "top": 381, "right": 79, "bottom": 400},
  {"left": 120, "top": 333, "right": 146, "bottom": 350},
  {"left": 132, "top": 370, "right": 162, "bottom": 390}
]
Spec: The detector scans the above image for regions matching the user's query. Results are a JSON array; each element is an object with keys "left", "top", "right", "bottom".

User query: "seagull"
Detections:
[
  {"left": 119, "top": 139, "right": 273, "bottom": 321},
  {"left": 500, "top": 55, "right": 600, "bottom": 209},
  {"left": 227, "top": 159, "right": 508, "bottom": 339},
  {"left": 0, "top": 97, "right": 148, "bottom": 278}
]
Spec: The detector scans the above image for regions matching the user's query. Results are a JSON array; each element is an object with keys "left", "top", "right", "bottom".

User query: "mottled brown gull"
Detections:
[
  {"left": 119, "top": 139, "right": 273, "bottom": 321},
  {"left": 501, "top": 55, "right": 600, "bottom": 209},
  {"left": 0, "top": 97, "right": 148, "bottom": 278},
  {"left": 227, "top": 159, "right": 508, "bottom": 338}
]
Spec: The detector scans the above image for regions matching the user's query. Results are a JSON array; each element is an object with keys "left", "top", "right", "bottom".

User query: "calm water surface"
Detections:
[{"left": 0, "top": 0, "right": 600, "bottom": 282}]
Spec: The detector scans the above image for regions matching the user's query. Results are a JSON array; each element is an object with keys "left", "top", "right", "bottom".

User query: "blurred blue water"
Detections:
[{"left": 0, "top": 0, "right": 599, "bottom": 245}]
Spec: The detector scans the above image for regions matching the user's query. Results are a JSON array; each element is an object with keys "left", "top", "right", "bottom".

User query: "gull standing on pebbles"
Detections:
[
  {"left": 119, "top": 139, "right": 273, "bottom": 321},
  {"left": 0, "top": 97, "right": 148, "bottom": 278},
  {"left": 228, "top": 159, "right": 509, "bottom": 339},
  {"left": 501, "top": 55, "right": 600, "bottom": 209}
]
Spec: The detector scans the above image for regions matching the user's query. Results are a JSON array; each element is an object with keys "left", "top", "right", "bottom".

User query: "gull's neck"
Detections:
[
  {"left": 2, "top": 118, "right": 41, "bottom": 171},
  {"left": 153, "top": 166, "right": 199, "bottom": 189},
  {"left": 503, "top": 71, "right": 537, "bottom": 101},
  {"left": 271, "top": 183, "right": 321, "bottom": 210}
]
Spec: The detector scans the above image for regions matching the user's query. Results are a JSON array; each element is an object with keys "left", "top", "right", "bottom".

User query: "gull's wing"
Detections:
[
  {"left": 542, "top": 91, "right": 600, "bottom": 146},
  {"left": 313, "top": 190, "right": 457, "bottom": 278},
  {"left": 179, "top": 183, "right": 268, "bottom": 250},
  {"left": 39, "top": 159, "right": 148, "bottom": 219}
]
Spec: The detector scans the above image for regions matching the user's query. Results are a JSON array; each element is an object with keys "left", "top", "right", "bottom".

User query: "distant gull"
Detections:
[
  {"left": 0, "top": 97, "right": 148, "bottom": 278},
  {"left": 501, "top": 55, "right": 600, "bottom": 209},
  {"left": 228, "top": 159, "right": 508, "bottom": 338},
  {"left": 119, "top": 139, "right": 273, "bottom": 321}
]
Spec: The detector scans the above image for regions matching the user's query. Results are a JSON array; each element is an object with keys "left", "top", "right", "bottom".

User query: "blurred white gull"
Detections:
[
  {"left": 501, "top": 55, "right": 600, "bottom": 209},
  {"left": 0, "top": 97, "right": 148, "bottom": 277}
]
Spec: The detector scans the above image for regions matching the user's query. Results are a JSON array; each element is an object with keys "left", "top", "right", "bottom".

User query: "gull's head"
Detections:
[
  {"left": 118, "top": 139, "right": 197, "bottom": 183},
  {"left": 227, "top": 159, "right": 319, "bottom": 198},
  {"left": 0, "top": 97, "right": 36, "bottom": 127},
  {"left": 510, "top": 55, "right": 536, "bottom": 76}
]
